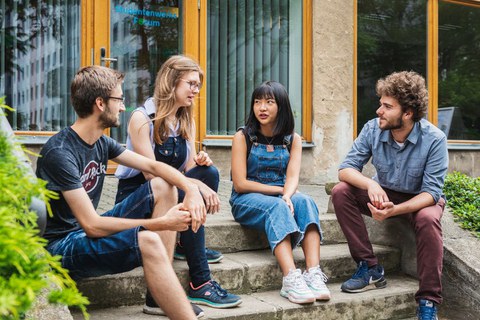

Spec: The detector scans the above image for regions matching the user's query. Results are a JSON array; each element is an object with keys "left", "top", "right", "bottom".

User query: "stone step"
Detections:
[
  {"left": 77, "top": 243, "right": 400, "bottom": 308},
  {"left": 204, "top": 213, "right": 346, "bottom": 253},
  {"left": 73, "top": 275, "right": 418, "bottom": 320}
]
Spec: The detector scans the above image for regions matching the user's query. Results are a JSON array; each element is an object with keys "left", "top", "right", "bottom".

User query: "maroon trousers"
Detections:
[{"left": 331, "top": 182, "right": 445, "bottom": 304}]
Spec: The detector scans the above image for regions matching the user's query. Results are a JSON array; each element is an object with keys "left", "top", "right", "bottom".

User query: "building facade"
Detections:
[{"left": 1, "top": 0, "right": 479, "bottom": 182}]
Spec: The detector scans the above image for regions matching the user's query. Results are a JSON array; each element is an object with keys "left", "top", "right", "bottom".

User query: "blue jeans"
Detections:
[
  {"left": 230, "top": 191, "right": 322, "bottom": 253},
  {"left": 180, "top": 165, "right": 219, "bottom": 286},
  {"left": 47, "top": 182, "right": 154, "bottom": 280},
  {"left": 115, "top": 165, "right": 219, "bottom": 286}
]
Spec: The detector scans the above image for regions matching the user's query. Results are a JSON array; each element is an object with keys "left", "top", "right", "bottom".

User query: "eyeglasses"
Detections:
[
  {"left": 180, "top": 78, "right": 202, "bottom": 91},
  {"left": 107, "top": 96, "right": 125, "bottom": 104}
]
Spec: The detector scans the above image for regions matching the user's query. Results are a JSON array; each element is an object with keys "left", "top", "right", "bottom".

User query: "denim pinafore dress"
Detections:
[{"left": 230, "top": 131, "right": 322, "bottom": 253}]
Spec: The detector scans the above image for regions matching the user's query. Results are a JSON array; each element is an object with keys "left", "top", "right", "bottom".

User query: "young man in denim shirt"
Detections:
[{"left": 332, "top": 71, "right": 448, "bottom": 320}]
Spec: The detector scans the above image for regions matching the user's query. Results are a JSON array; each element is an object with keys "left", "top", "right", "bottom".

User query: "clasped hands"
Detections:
[{"left": 367, "top": 182, "right": 396, "bottom": 221}]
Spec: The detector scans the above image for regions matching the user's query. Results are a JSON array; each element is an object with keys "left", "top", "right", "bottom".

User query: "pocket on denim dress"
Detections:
[
  {"left": 256, "top": 155, "right": 283, "bottom": 183},
  {"left": 154, "top": 137, "right": 186, "bottom": 170}
]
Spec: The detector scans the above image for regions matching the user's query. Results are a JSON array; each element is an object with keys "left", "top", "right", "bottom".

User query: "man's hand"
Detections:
[
  {"left": 159, "top": 203, "right": 192, "bottom": 231},
  {"left": 367, "top": 202, "right": 395, "bottom": 221},
  {"left": 194, "top": 151, "right": 213, "bottom": 167},
  {"left": 182, "top": 185, "right": 207, "bottom": 232},
  {"left": 367, "top": 181, "right": 390, "bottom": 209},
  {"left": 198, "top": 183, "right": 220, "bottom": 214}
]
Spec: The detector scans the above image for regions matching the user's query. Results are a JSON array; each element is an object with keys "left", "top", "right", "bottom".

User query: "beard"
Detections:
[
  {"left": 99, "top": 105, "right": 120, "bottom": 128},
  {"left": 379, "top": 116, "right": 403, "bottom": 130}
]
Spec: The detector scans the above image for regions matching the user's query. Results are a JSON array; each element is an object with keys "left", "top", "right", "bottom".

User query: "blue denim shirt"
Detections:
[{"left": 339, "top": 118, "right": 448, "bottom": 203}]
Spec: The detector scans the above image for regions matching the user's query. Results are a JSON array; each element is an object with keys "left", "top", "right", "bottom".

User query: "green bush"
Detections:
[
  {"left": 444, "top": 171, "right": 480, "bottom": 238},
  {"left": 0, "top": 99, "right": 88, "bottom": 319}
]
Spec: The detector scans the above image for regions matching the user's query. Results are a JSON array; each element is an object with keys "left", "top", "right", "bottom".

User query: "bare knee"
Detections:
[
  {"left": 150, "top": 177, "right": 177, "bottom": 202},
  {"left": 138, "top": 230, "right": 168, "bottom": 260}
]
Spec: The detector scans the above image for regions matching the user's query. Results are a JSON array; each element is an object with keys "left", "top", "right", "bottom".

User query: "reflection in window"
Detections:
[
  {"left": 0, "top": 1, "right": 80, "bottom": 132},
  {"left": 207, "top": 0, "right": 303, "bottom": 136},
  {"left": 357, "top": 0, "right": 427, "bottom": 135},
  {"left": 438, "top": 1, "right": 480, "bottom": 141},
  {"left": 109, "top": 0, "right": 182, "bottom": 143}
]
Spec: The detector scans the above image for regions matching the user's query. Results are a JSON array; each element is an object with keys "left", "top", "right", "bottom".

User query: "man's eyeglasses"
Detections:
[
  {"left": 180, "top": 79, "right": 202, "bottom": 91},
  {"left": 107, "top": 96, "right": 125, "bottom": 104}
]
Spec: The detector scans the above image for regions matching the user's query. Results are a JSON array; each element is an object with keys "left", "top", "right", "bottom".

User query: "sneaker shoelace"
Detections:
[
  {"left": 289, "top": 271, "right": 310, "bottom": 291},
  {"left": 209, "top": 280, "right": 228, "bottom": 297},
  {"left": 418, "top": 306, "right": 437, "bottom": 320},
  {"left": 307, "top": 267, "right": 329, "bottom": 286},
  {"left": 351, "top": 263, "right": 368, "bottom": 279}
]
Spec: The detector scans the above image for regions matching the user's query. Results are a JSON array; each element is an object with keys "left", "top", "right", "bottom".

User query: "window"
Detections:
[
  {"left": 0, "top": 1, "right": 80, "bottom": 132},
  {"left": 438, "top": 0, "right": 480, "bottom": 141},
  {"left": 356, "top": 0, "right": 427, "bottom": 135},
  {"left": 357, "top": 0, "right": 480, "bottom": 143},
  {"left": 206, "top": 0, "right": 304, "bottom": 136}
]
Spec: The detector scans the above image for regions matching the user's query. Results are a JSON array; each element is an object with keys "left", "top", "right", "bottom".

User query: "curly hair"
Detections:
[
  {"left": 376, "top": 71, "right": 428, "bottom": 122},
  {"left": 152, "top": 55, "right": 204, "bottom": 144}
]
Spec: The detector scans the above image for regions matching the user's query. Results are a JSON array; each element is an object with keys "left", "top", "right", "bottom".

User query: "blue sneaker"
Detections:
[
  {"left": 174, "top": 242, "right": 224, "bottom": 264},
  {"left": 417, "top": 299, "right": 438, "bottom": 320},
  {"left": 188, "top": 280, "right": 242, "bottom": 308},
  {"left": 341, "top": 261, "right": 387, "bottom": 293}
]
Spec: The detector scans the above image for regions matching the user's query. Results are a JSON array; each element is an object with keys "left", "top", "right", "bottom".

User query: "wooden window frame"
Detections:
[
  {"left": 189, "top": 0, "right": 314, "bottom": 144},
  {"left": 354, "top": 0, "right": 480, "bottom": 144}
]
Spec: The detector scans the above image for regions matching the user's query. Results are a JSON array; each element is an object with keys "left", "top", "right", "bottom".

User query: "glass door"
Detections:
[{"left": 107, "top": 0, "right": 184, "bottom": 143}]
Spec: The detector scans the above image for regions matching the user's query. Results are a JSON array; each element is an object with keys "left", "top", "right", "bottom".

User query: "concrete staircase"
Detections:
[{"left": 72, "top": 179, "right": 421, "bottom": 319}]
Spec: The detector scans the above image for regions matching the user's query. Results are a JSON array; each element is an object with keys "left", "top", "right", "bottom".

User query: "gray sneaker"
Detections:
[
  {"left": 303, "top": 266, "right": 331, "bottom": 301},
  {"left": 280, "top": 269, "right": 316, "bottom": 304}
]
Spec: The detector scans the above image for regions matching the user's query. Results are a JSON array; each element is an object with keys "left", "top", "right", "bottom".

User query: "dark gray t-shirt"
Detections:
[{"left": 36, "top": 127, "right": 125, "bottom": 241}]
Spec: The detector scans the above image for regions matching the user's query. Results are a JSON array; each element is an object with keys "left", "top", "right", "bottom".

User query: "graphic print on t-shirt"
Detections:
[{"left": 80, "top": 160, "right": 106, "bottom": 193}]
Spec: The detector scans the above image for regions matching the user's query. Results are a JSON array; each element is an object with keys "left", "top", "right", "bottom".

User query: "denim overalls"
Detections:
[
  {"left": 230, "top": 131, "right": 322, "bottom": 253},
  {"left": 115, "top": 100, "right": 219, "bottom": 287}
]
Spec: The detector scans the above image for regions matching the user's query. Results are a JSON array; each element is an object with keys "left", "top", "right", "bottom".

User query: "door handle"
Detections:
[{"left": 100, "top": 47, "right": 118, "bottom": 66}]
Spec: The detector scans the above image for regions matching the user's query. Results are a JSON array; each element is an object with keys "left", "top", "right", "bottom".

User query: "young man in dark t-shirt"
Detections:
[{"left": 36, "top": 65, "right": 206, "bottom": 319}]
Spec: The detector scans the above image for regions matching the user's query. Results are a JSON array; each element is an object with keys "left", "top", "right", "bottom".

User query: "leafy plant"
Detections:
[
  {"left": 444, "top": 171, "right": 480, "bottom": 238},
  {"left": 0, "top": 98, "right": 89, "bottom": 319}
]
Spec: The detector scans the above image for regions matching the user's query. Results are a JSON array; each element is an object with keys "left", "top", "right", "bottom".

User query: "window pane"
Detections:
[
  {"left": 357, "top": 0, "right": 427, "bottom": 135},
  {"left": 438, "top": 1, "right": 480, "bottom": 141},
  {"left": 1, "top": 1, "right": 81, "bottom": 131},
  {"left": 109, "top": 0, "right": 182, "bottom": 143},
  {"left": 207, "top": 0, "right": 302, "bottom": 136}
]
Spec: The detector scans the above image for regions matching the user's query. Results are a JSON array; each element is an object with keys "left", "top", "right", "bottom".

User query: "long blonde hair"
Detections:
[{"left": 152, "top": 55, "right": 204, "bottom": 144}]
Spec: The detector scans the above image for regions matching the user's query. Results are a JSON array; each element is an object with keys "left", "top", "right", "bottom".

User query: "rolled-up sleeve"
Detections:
[
  {"left": 421, "top": 136, "right": 448, "bottom": 203},
  {"left": 339, "top": 121, "right": 373, "bottom": 172}
]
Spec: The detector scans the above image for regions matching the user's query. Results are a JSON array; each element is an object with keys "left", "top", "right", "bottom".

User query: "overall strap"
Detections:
[
  {"left": 283, "top": 134, "right": 293, "bottom": 153},
  {"left": 238, "top": 126, "right": 257, "bottom": 159}
]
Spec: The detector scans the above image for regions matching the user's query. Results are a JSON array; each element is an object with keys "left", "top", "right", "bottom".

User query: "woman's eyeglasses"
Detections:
[{"left": 180, "top": 79, "right": 202, "bottom": 91}]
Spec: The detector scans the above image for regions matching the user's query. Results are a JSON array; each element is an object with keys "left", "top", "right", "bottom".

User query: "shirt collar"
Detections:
[{"left": 378, "top": 119, "right": 421, "bottom": 145}]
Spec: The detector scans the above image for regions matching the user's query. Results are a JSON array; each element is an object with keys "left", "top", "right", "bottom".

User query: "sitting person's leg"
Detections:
[
  {"left": 47, "top": 179, "right": 196, "bottom": 319},
  {"left": 139, "top": 230, "right": 196, "bottom": 319},
  {"left": 231, "top": 192, "right": 315, "bottom": 304},
  {"left": 176, "top": 165, "right": 223, "bottom": 263},
  {"left": 290, "top": 192, "right": 330, "bottom": 301}
]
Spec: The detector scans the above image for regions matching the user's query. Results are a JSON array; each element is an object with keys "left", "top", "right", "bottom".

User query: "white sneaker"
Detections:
[
  {"left": 303, "top": 266, "right": 331, "bottom": 301},
  {"left": 280, "top": 269, "right": 316, "bottom": 304}
]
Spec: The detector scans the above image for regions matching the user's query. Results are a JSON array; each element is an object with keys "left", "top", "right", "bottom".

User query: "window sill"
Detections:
[
  {"left": 447, "top": 143, "right": 480, "bottom": 151},
  {"left": 202, "top": 139, "right": 316, "bottom": 149}
]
